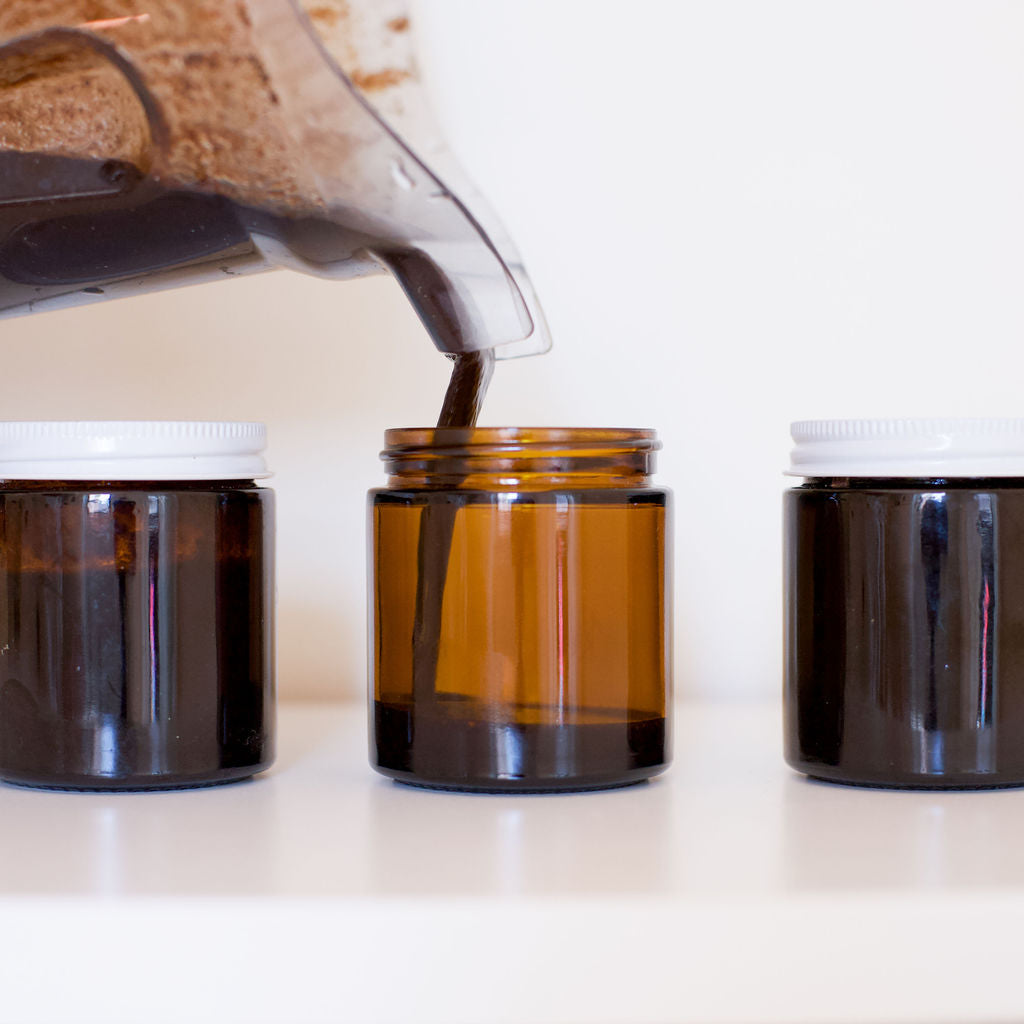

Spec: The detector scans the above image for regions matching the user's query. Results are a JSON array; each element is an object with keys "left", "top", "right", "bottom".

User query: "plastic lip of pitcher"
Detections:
[{"left": 0, "top": 0, "right": 550, "bottom": 359}]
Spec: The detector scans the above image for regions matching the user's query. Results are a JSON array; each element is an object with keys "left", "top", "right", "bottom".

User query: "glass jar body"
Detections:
[
  {"left": 785, "top": 478, "right": 1024, "bottom": 788},
  {"left": 369, "top": 429, "right": 671, "bottom": 793},
  {"left": 0, "top": 480, "right": 275, "bottom": 790}
]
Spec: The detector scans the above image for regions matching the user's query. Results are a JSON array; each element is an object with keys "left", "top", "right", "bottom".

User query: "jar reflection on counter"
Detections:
[
  {"left": 785, "top": 418, "right": 1024, "bottom": 789},
  {"left": 369, "top": 427, "right": 672, "bottom": 792},
  {"left": 0, "top": 422, "right": 274, "bottom": 791}
]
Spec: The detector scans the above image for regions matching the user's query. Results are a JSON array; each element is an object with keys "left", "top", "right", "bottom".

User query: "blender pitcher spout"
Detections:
[{"left": 246, "top": 0, "right": 550, "bottom": 357}]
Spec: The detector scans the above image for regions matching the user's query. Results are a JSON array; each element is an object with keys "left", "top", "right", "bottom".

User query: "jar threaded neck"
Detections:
[{"left": 382, "top": 427, "right": 659, "bottom": 489}]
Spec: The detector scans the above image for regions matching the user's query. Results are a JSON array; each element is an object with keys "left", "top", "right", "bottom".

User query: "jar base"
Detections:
[
  {"left": 793, "top": 763, "right": 1024, "bottom": 791},
  {"left": 372, "top": 699, "right": 668, "bottom": 794},
  {"left": 380, "top": 768, "right": 662, "bottom": 795},
  {"left": 0, "top": 764, "right": 268, "bottom": 792}
]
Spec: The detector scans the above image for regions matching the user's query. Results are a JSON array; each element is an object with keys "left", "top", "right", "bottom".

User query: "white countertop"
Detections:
[{"left": 2, "top": 701, "right": 1023, "bottom": 1024}]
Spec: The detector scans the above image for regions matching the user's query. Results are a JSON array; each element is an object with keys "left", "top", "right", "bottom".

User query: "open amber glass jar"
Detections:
[{"left": 369, "top": 427, "right": 672, "bottom": 792}]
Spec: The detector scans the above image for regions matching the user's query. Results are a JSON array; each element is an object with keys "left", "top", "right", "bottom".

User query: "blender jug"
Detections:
[{"left": 0, "top": 0, "right": 549, "bottom": 357}]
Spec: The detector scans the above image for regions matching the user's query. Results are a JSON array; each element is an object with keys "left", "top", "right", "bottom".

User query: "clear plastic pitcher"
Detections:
[{"left": 0, "top": 0, "right": 549, "bottom": 357}]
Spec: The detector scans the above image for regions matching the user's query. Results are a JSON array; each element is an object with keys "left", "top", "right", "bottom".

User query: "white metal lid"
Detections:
[
  {"left": 0, "top": 422, "right": 269, "bottom": 480},
  {"left": 787, "top": 418, "right": 1024, "bottom": 478}
]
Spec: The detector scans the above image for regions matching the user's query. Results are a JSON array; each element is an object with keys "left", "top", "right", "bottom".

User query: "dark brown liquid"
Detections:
[
  {"left": 0, "top": 481, "right": 274, "bottom": 790},
  {"left": 0, "top": 150, "right": 476, "bottom": 353},
  {"left": 410, "top": 350, "right": 496, "bottom": 712},
  {"left": 786, "top": 479, "right": 1024, "bottom": 788},
  {"left": 436, "top": 350, "right": 496, "bottom": 429},
  {"left": 374, "top": 698, "right": 666, "bottom": 792}
]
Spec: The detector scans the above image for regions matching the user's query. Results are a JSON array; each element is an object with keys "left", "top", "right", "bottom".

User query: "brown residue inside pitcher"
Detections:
[
  {"left": 349, "top": 67, "right": 409, "bottom": 92},
  {"left": 0, "top": 0, "right": 410, "bottom": 212}
]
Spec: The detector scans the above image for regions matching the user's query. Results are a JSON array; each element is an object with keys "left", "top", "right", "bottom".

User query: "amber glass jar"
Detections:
[
  {"left": 786, "top": 418, "right": 1024, "bottom": 789},
  {"left": 369, "top": 427, "right": 671, "bottom": 792},
  {"left": 0, "top": 422, "right": 274, "bottom": 790}
]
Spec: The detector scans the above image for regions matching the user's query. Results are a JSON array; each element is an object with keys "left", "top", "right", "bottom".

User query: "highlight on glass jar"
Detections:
[
  {"left": 784, "top": 417, "right": 1024, "bottom": 789},
  {"left": 369, "top": 427, "right": 672, "bottom": 793},
  {"left": 0, "top": 421, "right": 275, "bottom": 791}
]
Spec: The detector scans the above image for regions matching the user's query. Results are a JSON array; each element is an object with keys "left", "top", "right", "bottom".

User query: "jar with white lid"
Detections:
[
  {"left": 785, "top": 418, "right": 1024, "bottom": 789},
  {"left": 0, "top": 421, "right": 274, "bottom": 790}
]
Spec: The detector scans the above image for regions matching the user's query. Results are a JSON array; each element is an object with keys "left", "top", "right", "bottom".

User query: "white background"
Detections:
[{"left": 3, "top": 0, "right": 1024, "bottom": 702}]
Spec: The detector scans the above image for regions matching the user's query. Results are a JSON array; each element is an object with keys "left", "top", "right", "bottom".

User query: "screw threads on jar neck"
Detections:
[{"left": 381, "top": 428, "right": 660, "bottom": 489}]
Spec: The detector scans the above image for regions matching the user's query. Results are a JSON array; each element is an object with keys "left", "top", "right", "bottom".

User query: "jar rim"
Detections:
[
  {"left": 384, "top": 426, "right": 659, "bottom": 450},
  {"left": 381, "top": 427, "right": 660, "bottom": 487}
]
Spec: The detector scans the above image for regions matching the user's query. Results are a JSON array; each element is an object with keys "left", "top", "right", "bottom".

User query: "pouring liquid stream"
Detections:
[{"left": 410, "top": 349, "right": 494, "bottom": 708}]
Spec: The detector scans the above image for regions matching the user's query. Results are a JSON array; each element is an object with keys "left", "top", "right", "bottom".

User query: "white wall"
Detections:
[
  {"left": 412, "top": 0, "right": 1024, "bottom": 700},
  {"left": 3, "top": 1, "right": 1024, "bottom": 702}
]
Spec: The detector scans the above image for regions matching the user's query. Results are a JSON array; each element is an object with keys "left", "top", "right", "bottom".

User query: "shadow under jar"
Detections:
[
  {"left": 370, "top": 427, "right": 672, "bottom": 793},
  {"left": 785, "top": 418, "right": 1024, "bottom": 789},
  {"left": 0, "top": 421, "right": 275, "bottom": 790}
]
